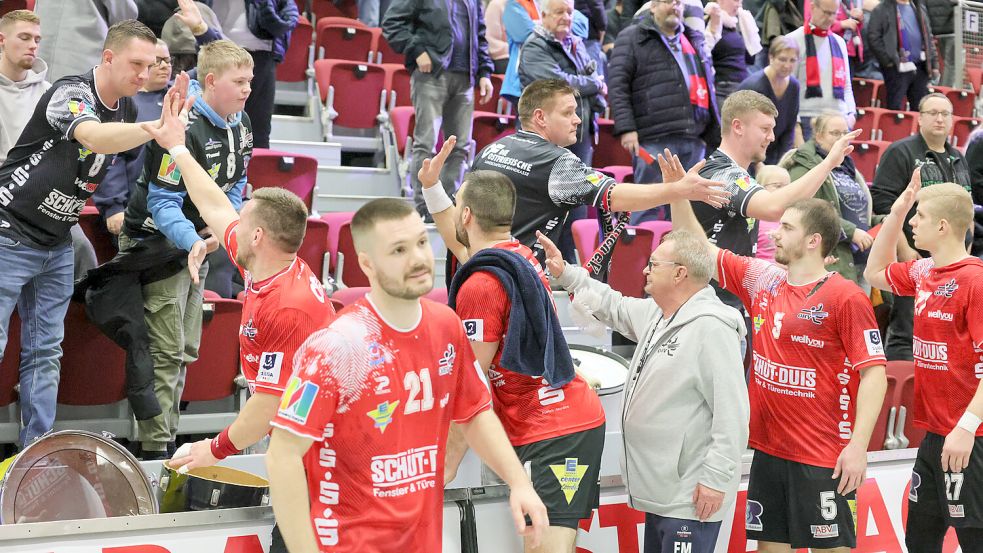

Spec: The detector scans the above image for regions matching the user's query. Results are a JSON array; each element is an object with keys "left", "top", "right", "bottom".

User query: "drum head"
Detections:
[
  {"left": 0, "top": 430, "right": 157, "bottom": 524},
  {"left": 569, "top": 345, "right": 628, "bottom": 393}
]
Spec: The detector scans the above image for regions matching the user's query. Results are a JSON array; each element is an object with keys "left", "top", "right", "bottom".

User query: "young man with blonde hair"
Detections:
[
  {"left": 121, "top": 39, "right": 255, "bottom": 459},
  {"left": 0, "top": 10, "right": 48, "bottom": 166},
  {"left": 866, "top": 174, "right": 983, "bottom": 552}
]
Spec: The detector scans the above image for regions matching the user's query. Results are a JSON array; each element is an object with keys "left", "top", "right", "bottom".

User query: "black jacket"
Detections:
[
  {"left": 245, "top": 0, "right": 300, "bottom": 63},
  {"left": 608, "top": 17, "right": 719, "bottom": 143},
  {"left": 518, "top": 27, "right": 607, "bottom": 145},
  {"left": 575, "top": 0, "right": 607, "bottom": 41},
  {"left": 923, "top": 0, "right": 955, "bottom": 35},
  {"left": 870, "top": 133, "right": 978, "bottom": 253},
  {"left": 382, "top": 0, "right": 494, "bottom": 81},
  {"left": 73, "top": 236, "right": 188, "bottom": 421},
  {"left": 867, "top": 0, "right": 939, "bottom": 72}
]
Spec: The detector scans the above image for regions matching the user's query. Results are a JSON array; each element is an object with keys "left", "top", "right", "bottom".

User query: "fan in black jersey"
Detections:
[
  {"left": 0, "top": 20, "right": 191, "bottom": 447},
  {"left": 463, "top": 79, "right": 729, "bottom": 269}
]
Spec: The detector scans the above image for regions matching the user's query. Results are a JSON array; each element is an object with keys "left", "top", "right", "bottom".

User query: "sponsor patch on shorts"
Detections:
[{"left": 811, "top": 524, "right": 839, "bottom": 538}]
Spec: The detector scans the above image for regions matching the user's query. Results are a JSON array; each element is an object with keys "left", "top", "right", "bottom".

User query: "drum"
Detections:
[
  {"left": 157, "top": 463, "right": 269, "bottom": 513},
  {"left": 0, "top": 430, "right": 157, "bottom": 524},
  {"left": 569, "top": 344, "right": 629, "bottom": 433}
]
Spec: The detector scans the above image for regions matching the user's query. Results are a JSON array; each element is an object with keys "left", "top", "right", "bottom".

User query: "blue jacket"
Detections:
[
  {"left": 448, "top": 248, "right": 575, "bottom": 388},
  {"left": 502, "top": 0, "right": 589, "bottom": 100},
  {"left": 246, "top": 0, "right": 299, "bottom": 62}
]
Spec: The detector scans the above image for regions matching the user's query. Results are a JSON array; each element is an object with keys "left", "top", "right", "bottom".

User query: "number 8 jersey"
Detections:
[{"left": 271, "top": 297, "right": 492, "bottom": 552}]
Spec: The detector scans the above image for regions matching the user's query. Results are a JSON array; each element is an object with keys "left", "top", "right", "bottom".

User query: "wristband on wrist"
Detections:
[
  {"left": 957, "top": 411, "right": 982, "bottom": 434},
  {"left": 169, "top": 145, "right": 190, "bottom": 158},
  {"left": 421, "top": 181, "right": 453, "bottom": 214},
  {"left": 210, "top": 426, "right": 241, "bottom": 460}
]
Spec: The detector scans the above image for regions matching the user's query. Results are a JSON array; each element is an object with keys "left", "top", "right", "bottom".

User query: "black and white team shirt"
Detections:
[
  {"left": 471, "top": 130, "right": 617, "bottom": 264},
  {"left": 0, "top": 69, "right": 136, "bottom": 249}
]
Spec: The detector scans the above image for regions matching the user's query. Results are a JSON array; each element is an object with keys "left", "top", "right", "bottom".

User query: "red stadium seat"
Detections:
[
  {"left": 319, "top": 211, "right": 355, "bottom": 272},
  {"left": 952, "top": 117, "right": 983, "bottom": 148},
  {"left": 874, "top": 110, "right": 917, "bottom": 142},
  {"left": 276, "top": 16, "right": 313, "bottom": 83},
  {"left": 383, "top": 63, "right": 412, "bottom": 110},
  {"left": 247, "top": 148, "right": 319, "bottom": 210},
  {"left": 945, "top": 88, "right": 976, "bottom": 118},
  {"left": 870, "top": 375, "right": 898, "bottom": 451},
  {"left": 335, "top": 222, "right": 370, "bottom": 287},
  {"left": 314, "top": 59, "right": 387, "bottom": 129},
  {"left": 967, "top": 67, "right": 983, "bottom": 94},
  {"left": 850, "top": 140, "right": 889, "bottom": 179},
  {"left": 298, "top": 217, "right": 331, "bottom": 283},
  {"left": 886, "top": 359, "right": 915, "bottom": 381},
  {"left": 331, "top": 286, "right": 370, "bottom": 305},
  {"left": 470, "top": 111, "right": 516, "bottom": 156},
  {"left": 608, "top": 227, "right": 656, "bottom": 298},
  {"left": 58, "top": 303, "right": 127, "bottom": 407},
  {"left": 184, "top": 298, "right": 243, "bottom": 403},
  {"left": 571, "top": 219, "right": 599, "bottom": 266},
  {"left": 0, "top": 0, "right": 32, "bottom": 15},
  {"left": 594, "top": 119, "right": 632, "bottom": 169},
  {"left": 475, "top": 73, "right": 508, "bottom": 114},
  {"left": 634, "top": 221, "right": 672, "bottom": 249},
  {"left": 304, "top": 0, "right": 352, "bottom": 20},
  {"left": 0, "top": 311, "right": 21, "bottom": 408},
  {"left": 598, "top": 165, "right": 634, "bottom": 183},
  {"left": 898, "top": 375, "right": 926, "bottom": 449},
  {"left": 315, "top": 18, "right": 374, "bottom": 62},
  {"left": 77, "top": 205, "right": 118, "bottom": 265},
  {"left": 373, "top": 33, "right": 405, "bottom": 65},
  {"left": 852, "top": 78, "right": 884, "bottom": 108},
  {"left": 389, "top": 106, "right": 415, "bottom": 155},
  {"left": 329, "top": 297, "right": 345, "bottom": 312},
  {"left": 853, "top": 107, "right": 884, "bottom": 142}
]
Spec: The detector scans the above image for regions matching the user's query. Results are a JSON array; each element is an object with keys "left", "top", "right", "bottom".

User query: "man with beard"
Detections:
[
  {"left": 668, "top": 151, "right": 887, "bottom": 552},
  {"left": 692, "top": 90, "right": 860, "bottom": 313},
  {"left": 421, "top": 139, "right": 606, "bottom": 553},
  {"left": 261, "top": 198, "right": 548, "bottom": 553}
]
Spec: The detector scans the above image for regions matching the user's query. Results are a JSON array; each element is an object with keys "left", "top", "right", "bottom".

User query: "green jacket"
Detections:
[{"left": 780, "top": 140, "right": 876, "bottom": 284}]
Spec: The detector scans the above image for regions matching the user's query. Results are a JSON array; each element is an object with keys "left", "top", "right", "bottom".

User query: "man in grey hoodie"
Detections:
[
  {"left": 0, "top": 10, "right": 49, "bottom": 166},
  {"left": 538, "top": 227, "right": 750, "bottom": 553}
]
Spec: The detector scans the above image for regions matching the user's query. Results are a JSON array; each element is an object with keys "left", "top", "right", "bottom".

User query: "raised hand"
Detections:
[
  {"left": 657, "top": 151, "right": 730, "bottom": 208},
  {"left": 417, "top": 136, "right": 457, "bottom": 189},
  {"left": 824, "top": 129, "right": 862, "bottom": 167},
  {"left": 890, "top": 166, "right": 922, "bottom": 218},
  {"left": 175, "top": 0, "right": 206, "bottom": 33},
  {"left": 535, "top": 231, "right": 565, "bottom": 277}
]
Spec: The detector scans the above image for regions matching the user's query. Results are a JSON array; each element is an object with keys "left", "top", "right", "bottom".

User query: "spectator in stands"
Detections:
[
  {"left": 924, "top": 0, "right": 957, "bottom": 87},
  {"left": 486, "top": 0, "right": 511, "bottom": 74},
  {"left": 358, "top": 0, "right": 392, "bottom": 27},
  {"left": 34, "top": 0, "right": 139, "bottom": 82},
  {"left": 966, "top": 129, "right": 983, "bottom": 217},
  {"left": 94, "top": 39, "right": 173, "bottom": 236},
  {"left": 519, "top": 0, "right": 607, "bottom": 165},
  {"left": 868, "top": 0, "right": 939, "bottom": 111},
  {"left": 780, "top": 111, "right": 875, "bottom": 284},
  {"left": 802, "top": 0, "right": 865, "bottom": 78},
  {"left": 501, "top": 0, "right": 542, "bottom": 104},
  {"left": 737, "top": 35, "right": 799, "bottom": 164},
  {"left": 161, "top": 1, "right": 223, "bottom": 74},
  {"left": 173, "top": 0, "right": 298, "bottom": 150},
  {"left": 788, "top": 0, "right": 857, "bottom": 140},
  {"left": 119, "top": 40, "right": 253, "bottom": 459},
  {"left": 758, "top": 0, "right": 803, "bottom": 62},
  {"left": 704, "top": 0, "right": 761, "bottom": 103},
  {"left": 870, "top": 92, "right": 973, "bottom": 360},
  {"left": 383, "top": 0, "right": 496, "bottom": 219},
  {"left": 0, "top": 20, "right": 175, "bottom": 447},
  {"left": 691, "top": 90, "right": 859, "bottom": 312},
  {"left": 542, "top": 227, "right": 749, "bottom": 553},
  {"left": 603, "top": 0, "right": 636, "bottom": 55},
  {"left": 574, "top": 0, "right": 607, "bottom": 79},
  {"left": 608, "top": 0, "right": 719, "bottom": 223},
  {"left": 753, "top": 164, "right": 790, "bottom": 263},
  {"left": 136, "top": 0, "right": 212, "bottom": 37}
]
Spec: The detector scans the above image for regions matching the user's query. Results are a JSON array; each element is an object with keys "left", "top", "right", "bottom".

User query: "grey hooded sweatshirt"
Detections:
[
  {"left": 0, "top": 58, "right": 51, "bottom": 165},
  {"left": 555, "top": 265, "right": 750, "bottom": 522}
]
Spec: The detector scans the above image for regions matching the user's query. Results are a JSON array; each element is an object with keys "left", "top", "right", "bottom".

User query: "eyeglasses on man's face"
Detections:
[
  {"left": 154, "top": 56, "right": 172, "bottom": 68},
  {"left": 646, "top": 259, "right": 682, "bottom": 271}
]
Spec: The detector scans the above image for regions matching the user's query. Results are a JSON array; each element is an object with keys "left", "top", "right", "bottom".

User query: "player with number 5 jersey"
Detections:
[
  {"left": 866, "top": 172, "right": 983, "bottom": 551},
  {"left": 666, "top": 148, "right": 887, "bottom": 551}
]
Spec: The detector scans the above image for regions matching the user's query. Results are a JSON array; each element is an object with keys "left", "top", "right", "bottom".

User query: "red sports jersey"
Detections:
[
  {"left": 455, "top": 240, "right": 605, "bottom": 446},
  {"left": 717, "top": 250, "right": 886, "bottom": 468},
  {"left": 224, "top": 221, "right": 336, "bottom": 395},
  {"left": 270, "top": 297, "right": 492, "bottom": 552},
  {"left": 886, "top": 257, "right": 983, "bottom": 436}
]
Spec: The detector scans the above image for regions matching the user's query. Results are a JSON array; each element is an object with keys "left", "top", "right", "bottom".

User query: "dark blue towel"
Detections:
[{"left": 448, "top": 248, "right": 575, "bottom": 388}]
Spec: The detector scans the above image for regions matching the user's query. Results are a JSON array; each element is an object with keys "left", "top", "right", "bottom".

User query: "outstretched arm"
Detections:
[
  {"left": 864, "top": 169, "right": 922, "bottom": 291},
  {"left": 141, "top": 78, "right": 240, "bottom": 238},
  {"left": 660, "top": 152, "right": 721, "bottom": 281},
  {"left": 417, "top": 136, "right": 469, "bottom": 262}
]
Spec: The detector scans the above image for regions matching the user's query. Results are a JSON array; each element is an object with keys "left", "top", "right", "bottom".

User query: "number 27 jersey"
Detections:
[{"left": 271, "top": 297, "right": 492, "bottom": 552}]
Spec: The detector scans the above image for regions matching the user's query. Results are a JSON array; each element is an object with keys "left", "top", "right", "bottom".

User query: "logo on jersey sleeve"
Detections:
[
  {"left": 745, "top": 500, "right": 764, "bottom": 531},
  {"left": 797, "top": 303, "right": 829, "bottom": 325},
  {"left": 278, "top": 376, "right": 319, "bottom": 424},
  {"left": 549, "top": 458, "right": 589, "bottom": 504},
  {"left": 257, "top": 352, "right": 284, "bottom": 384},
  {"left": 157, "top": 154, "right": 183, "bottom": 185},
  {"left": 67, "top": 100, "right": 93, "bottom": 118},
  {"left": 463, "top": 319, "right": 483, "bottom": 341},
  {"left": 935, "top": 278, "right": 959, "bottom": 297},
  {"left": 438, "top": 344, "right": 456, "bottom": 376},
  {"left": 367, "top": 400, "right": 400, "bottom": 433},
  {"left": 864, "top": 329, "right": 884, "bottom": 356}
]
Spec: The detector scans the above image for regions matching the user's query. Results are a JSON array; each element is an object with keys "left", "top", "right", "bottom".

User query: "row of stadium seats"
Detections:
[
  {"left": 854, "top": 79, "right": 978, "bottom": 116},
  {"left": 854, "top": 107, "right": 981, "bottom": 146}
]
